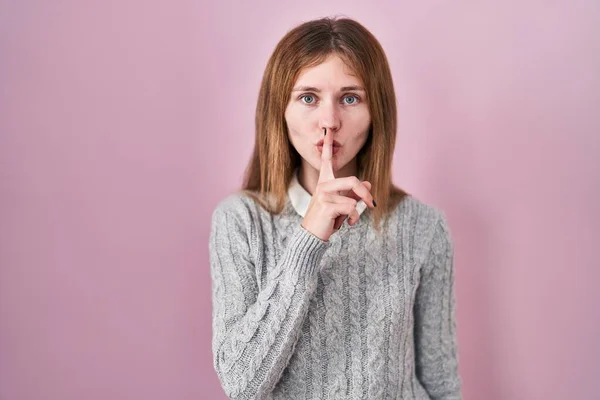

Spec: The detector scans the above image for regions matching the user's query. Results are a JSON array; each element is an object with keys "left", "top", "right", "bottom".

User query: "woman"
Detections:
[{"left": 209, "top": 16, "right": 462, "bottom": 400}]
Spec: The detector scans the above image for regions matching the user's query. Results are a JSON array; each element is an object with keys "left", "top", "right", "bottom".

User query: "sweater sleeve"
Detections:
[
  {"left": 414, "top": 214, "right": 462, "bottom": 399},
  {"left": 209, "top": 197, "right": 330, "bottom": 399}
]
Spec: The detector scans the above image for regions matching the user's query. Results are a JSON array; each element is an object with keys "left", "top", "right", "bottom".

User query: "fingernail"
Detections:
[
  {"left": 323, "top": 128, "right": 327, "bottom": 136},
  {"left": 373, "top": 200, "right": 377, "bottom": 207}
]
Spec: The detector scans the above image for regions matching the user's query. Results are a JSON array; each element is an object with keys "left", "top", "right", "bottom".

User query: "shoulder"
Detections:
[
  {"left": 390, "top": 195, "right": 453, "bottom": 262},
  {"left": 209, "top": 192, "right": 264, "bottom": 254},
  {"left": 211, "top": 191, "right": 268, "bottom": 222},
  {"left": 212, "top": 191, "right": 254, "bottom": 217},
  {"left": 392, "top": 195, "right": 448, "bottom": 229},
  {"left": 210, "top": 191, "right": 278, "bottom": 238}
]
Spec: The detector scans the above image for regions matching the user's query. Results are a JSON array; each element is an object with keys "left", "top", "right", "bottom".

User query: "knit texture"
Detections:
[{"left": 209, "top": 192, "right": 462, "bottom": 399}]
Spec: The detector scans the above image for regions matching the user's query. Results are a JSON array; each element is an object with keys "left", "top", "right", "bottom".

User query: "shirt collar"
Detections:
[{"left": 287, "top": 170, "right": 367, "bottom": 218}]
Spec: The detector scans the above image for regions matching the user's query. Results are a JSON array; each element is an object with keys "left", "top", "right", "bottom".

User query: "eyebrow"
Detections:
[{"left": 291, "top": 85, "right": 365, "bottom": 92}]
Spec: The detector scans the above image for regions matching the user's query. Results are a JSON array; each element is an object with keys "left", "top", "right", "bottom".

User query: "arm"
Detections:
[
  {"left": 209, "top": 198, "right": 330, "bottom": 399},
  {"left": 414, "top": 215, "right": 462, "bottom": 399}
]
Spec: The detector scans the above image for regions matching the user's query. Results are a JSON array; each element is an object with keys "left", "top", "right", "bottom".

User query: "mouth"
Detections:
[
  {"left": 316, "top": 139, "right": 342, "bottom": 147},
  {"left": 316, "top": 140, "right": 341, "bottom": 155}
]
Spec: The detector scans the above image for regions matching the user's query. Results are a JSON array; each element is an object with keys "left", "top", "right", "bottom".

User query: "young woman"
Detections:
[{"left": 209, "top": 16, "right": 462, "bottom": 400}]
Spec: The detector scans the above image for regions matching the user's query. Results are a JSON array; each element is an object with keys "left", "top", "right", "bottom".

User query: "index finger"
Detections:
[{"left": 318, "top": 127, "right": 335, "bottom": 183}]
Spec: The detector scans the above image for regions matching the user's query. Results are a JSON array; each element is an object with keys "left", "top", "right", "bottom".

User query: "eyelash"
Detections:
[{"left": 298, "top": 94, "right": 361, "bottom": 105}]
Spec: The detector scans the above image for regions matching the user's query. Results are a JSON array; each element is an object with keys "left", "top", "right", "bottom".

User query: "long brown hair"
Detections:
[{"left": 241, "top": 16, "right": 408, "bottom": 230}]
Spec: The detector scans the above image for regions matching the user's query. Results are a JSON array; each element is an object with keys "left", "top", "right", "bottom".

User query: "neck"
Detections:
[{"left": 297, "top": 158, "right": 358, "bottom": 196}]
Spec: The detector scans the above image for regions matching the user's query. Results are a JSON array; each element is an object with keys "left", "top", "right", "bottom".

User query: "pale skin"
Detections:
[{"left": 284, "top": 54, "right": 376, "bottom": 241}]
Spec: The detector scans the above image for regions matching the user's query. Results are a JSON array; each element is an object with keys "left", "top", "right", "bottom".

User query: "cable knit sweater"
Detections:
[{"left": 209, "top": 190, "right": 462, "bottom": 399}]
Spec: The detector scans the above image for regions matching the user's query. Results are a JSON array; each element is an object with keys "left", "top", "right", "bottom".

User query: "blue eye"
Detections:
[
  {"left": 300, "top": 95, "right": 315, "bottom": 104},
  {"left": 343, "top": 95, "right": 359, "bottom": 105}
]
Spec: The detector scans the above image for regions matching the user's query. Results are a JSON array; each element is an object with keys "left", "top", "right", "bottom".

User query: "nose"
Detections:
[{"left": 318, "top": 101, "right": 340, "bottom": 133}]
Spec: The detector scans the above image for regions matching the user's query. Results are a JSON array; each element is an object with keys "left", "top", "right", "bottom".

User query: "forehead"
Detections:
[{"left": 294, "top": 54, "right": 363, "bottom": 87}]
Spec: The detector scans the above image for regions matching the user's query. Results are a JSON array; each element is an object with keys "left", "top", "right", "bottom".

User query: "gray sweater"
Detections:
[{"left": 209, "top": 192, "right": 461, "bottom": 399}]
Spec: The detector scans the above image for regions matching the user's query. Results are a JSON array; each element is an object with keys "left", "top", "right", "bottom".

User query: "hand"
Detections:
[{"left": 301, "top": 128, "right": 376, "bottom": 242}]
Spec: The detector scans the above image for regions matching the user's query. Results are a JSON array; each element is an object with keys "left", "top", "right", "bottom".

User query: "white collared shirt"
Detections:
[{"left": 287, "top": 171, "right": 367, "bottom": 218}]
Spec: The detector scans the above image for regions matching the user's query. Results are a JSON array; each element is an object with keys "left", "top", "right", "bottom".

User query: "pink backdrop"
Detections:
[{"left": 1, "top": 1, "right": 598, "bottom": 399}]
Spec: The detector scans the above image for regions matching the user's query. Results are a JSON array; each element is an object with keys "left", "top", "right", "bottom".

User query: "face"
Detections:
[{"left": 284, "top": 54, "right": 371, "bottom": 175}]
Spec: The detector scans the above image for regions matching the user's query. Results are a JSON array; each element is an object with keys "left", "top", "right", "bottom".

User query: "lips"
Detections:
[
  {"left": 316, "top": 140, "right": 341, "bottom": 155},
  {"left": 316, "top": 139, "right": 342, "bottom": 147}
]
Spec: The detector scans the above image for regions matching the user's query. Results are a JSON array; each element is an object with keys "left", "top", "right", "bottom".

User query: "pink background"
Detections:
[{"left": 1, "top": 1, "right": 598, "bottom": 399}]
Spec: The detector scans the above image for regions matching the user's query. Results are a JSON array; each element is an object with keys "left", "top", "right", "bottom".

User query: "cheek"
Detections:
[
  {"left": 285, "top": 107, "right": 311, "bottom": 138},
  {"left": 346, "top": 109, "right": 371, "bottom": 137}
]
